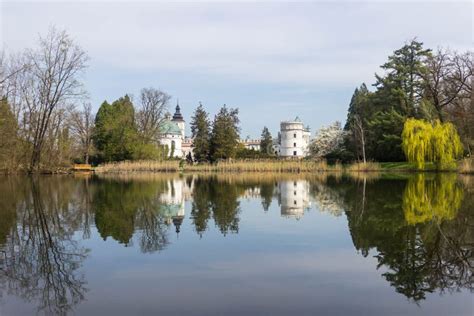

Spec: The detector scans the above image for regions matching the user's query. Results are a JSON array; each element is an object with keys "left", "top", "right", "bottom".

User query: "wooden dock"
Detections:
[{"left": 72, "top": 164, "right": 94, "bottom": 172}]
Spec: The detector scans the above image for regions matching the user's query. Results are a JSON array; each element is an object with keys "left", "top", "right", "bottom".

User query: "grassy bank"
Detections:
[
  {"left": 94, "top": 159, "right": 343, "bottom": 173},
  {"left": 94, "top": 160, "right": 181, "bottom": 173},
  {"left": 92, "top": 158, "right": 474, "bottom": 174},
  {"left": 458, "top": 158, "right": 474, "bottom": 174},
  {"left": 380, "top": 158, "right": 474, "bottom": 174}
]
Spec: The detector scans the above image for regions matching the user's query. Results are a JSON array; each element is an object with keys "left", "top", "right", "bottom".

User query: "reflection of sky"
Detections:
[{"left": 2, "top": 183, "right": 472, "bottom": 316}]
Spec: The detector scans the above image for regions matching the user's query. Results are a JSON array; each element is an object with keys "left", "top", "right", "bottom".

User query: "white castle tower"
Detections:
[{"left": 279, "top": 116, "right": 311, "bottom": 158}]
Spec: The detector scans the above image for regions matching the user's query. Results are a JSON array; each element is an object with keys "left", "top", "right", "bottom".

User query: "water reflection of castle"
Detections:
[
  {"left": 277, "top": 181, "right": 311, "bottom": 219},
  {"left": 158, "top": 178, "right": 194, "bottom": 234},
  {"left": 239, "top": 180, "right": 313, "bottom": 219},
  {"left": 158, "top": 178, "right": 314, "bottom": 236}
]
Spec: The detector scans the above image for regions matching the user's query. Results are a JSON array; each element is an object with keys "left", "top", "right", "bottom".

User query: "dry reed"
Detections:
[
  {"left": 458, "top": 158, "right": 474, "bottom": 174},
  {"left": 345, "top": 161, "right": 382, "bottom": 172},
  {"left": 94, "top": 159, "right": 346, "bottom": 174},
  {"left": 94, "top": 160, "right": 180, "bottom": 173}
]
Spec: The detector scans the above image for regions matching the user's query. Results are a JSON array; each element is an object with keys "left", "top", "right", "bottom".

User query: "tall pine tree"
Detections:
[
  {"left": 190, "top": 103, "right": 211, "bottom": 162},
  {"left": 210, "top": 105, "right": 240, "bottom": 161},
  {"left": 260, "top": 126, "right": 273, "bottom": 155},
  {"left": 374, "top": 39, "right": 431, "bottom": 117}
]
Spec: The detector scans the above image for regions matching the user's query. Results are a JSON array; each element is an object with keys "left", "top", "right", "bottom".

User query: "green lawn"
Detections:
[{"left": 379, "top": 161, "right": 459, "bottom": 172}]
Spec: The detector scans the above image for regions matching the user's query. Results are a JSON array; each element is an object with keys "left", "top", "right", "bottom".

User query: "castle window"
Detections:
[
  {"left": 294, "top": 133, "right": 296, "bottom": 138},
  {"left": 293, "top": 151, "right": 297, "bottom": 156},
  {"left": 294, "top": 143, "right": 296, "bottom": 147}
]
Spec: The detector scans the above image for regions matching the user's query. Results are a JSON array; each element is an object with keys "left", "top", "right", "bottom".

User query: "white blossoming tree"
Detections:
[{"left": 310, "top": 121, "right": 345, "bottom": 159}]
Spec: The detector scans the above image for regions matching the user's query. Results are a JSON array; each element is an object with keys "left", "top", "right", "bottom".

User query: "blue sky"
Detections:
[{"left": 1, "top": 0, "right": 472, "bottom": 137}]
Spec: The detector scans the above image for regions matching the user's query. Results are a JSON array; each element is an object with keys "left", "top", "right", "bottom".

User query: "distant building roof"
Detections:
[
  {"left": 281, "top": 116, "right": 304, "bottom": 125},
  {"left": 239, "top": 139, "right": 260, "bottom": 145},
  {"left": 159, "top": 119, "right": 181, "bottom": 135}
]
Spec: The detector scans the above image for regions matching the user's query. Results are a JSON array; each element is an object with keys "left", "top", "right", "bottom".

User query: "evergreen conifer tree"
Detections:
[
  {"left": 259, "top": 126, "right": 273, "bottom": 155},
  {"left": 190, "top": 103, "right": 211, "bottom": 162},
  {"left": 209, "top": 105, "right": 240, "bottom": 161}
]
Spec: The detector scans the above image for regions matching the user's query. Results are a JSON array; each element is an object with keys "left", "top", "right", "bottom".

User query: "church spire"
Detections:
[{"left": 172, "top": 98, "right": 184, "bottom": 121}]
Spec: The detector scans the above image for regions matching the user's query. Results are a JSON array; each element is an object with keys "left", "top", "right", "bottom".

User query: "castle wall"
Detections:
[
  {"left": 160, "top": 134, "right": 183, "bottom": 158},
  {"left": 176, "top": 121, "right": 185, "bottom": 139}
]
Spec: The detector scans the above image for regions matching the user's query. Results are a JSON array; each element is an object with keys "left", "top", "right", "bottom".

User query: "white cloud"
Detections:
[
  {"left": 2, "top": 1, "right": 471, "bottom": 87},
  {"left": 1, "top": 1, "right": 471, "bottom": 134}
]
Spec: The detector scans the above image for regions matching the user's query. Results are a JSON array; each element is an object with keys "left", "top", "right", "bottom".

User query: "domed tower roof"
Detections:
[
  {"left": 172, "top": 100, "right": 184, "bottom": 122},
  {"left": 159, "top": 120, "right": 182, "bottom": 135}
]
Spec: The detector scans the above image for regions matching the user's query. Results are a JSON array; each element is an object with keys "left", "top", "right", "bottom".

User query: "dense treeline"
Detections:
[
  {"left": 0, "top": 27, "right": 176, "bottom": 171},
  {"left": 0, "top": 28, "right": 88, "bottom": 172},
  {"left": 310, "top": 40, "right": 472, "bottom": 165},
  {"left": 1, "top": 29, "right": 471, "bottom": 172},
  {"left": 339, "top": 40, "right": 472, "bottom": 162},
  {"left": 190, "top": 103, "right": 241, "bottom": 162},
  {"left": 0, "top": 28, "right": 246, "bottom": 171}
]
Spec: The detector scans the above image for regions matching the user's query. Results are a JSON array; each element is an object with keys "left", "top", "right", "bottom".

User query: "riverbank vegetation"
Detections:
[
  {"left": 314, "top": 39, "right": 472, "bottom": 169},
  {"left": 95, "top": 159, "right": 343, "bottom": 173},
  {"left": 0, "top": 28, "right": 472, "bottom": 174},
  {"left": 93, "top": 158, "right": 473, "bottom": 174}
]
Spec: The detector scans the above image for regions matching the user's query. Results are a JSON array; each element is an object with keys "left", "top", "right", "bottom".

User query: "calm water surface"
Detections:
[{"left": 0, "top": 173, "right": 472, "bottom": 316}]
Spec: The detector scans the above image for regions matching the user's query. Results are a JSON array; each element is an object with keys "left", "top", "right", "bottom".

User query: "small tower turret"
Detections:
[{"left": 172, "top": 99, "right": 185, "bottom": 139}]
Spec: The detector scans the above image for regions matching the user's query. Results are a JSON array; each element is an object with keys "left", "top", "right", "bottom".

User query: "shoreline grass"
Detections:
[
  {"left": 69, "top": 158, "right": 474, "bottom": 175},
  {"left": 94, "top": 159, "right": 344, "bottom": 173},
  {"left": 458, "top": 158, "right": 474, "bottom": 174},
  {"left": 346, "top": 161, "right": 381, "bottom": 172}
]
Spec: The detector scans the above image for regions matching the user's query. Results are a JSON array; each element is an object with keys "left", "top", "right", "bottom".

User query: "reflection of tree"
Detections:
[
  {"left": 0, "top": 177, "right": 22, "bottom": 247},
  {"left": 0, "top": 178, "right": 88, "bottom": 315},
  {"left": 190, "top": 178, "right": 212, "bottom": 236},
  {"left": 309, "top": 177, "right": 347, "bottom": 216},
  {"left": 259, "top": 182, "right": 275, "bottom": 212},
  {"left": 189, "top": 177, "right": 243, "bottom": 236},
  {"left": 342, "top": 175, "right": 473, "bottom": 302},
  {"left": 135, "top": 207, "right": 169, "bottom": 253},
  {"left": 92, "top": 177, "right": 169, "bottom": 253},
  {"left": 209, "top": 178, "right": 242, "bottom": 235},
  {"left": 403, "top": 173, "right": 463, "bottom": 225}
]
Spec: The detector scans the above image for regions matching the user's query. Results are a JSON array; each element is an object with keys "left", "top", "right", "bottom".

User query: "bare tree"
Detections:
[
  {"left": 352, "top": 115, "right": 366, "bottom": 163},
  {"left": 136, "top": 87, "right": 170, "bottom": 143},
  {"left": 18, "top": 27, "right": 88, "bottom": 172},
  {"left": 423, "top": 49, "right": 473, "bottom": 122},
  {"left": 0, "top": 51, "right": 28, "bottom": 99},
  {"left": 70, "top": 103, "right": 94, "bottom": 164}
]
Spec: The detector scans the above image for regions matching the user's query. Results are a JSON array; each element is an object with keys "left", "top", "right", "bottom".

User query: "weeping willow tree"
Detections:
[
  {"left": 402, "top": 118, "right": 463, "bottom": 169},
  {"left": 403, "top": 173, "right": 463, "bottom": 225}
]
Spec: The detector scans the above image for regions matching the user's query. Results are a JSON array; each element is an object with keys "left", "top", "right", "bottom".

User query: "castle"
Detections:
[
  {"left": 274, "top": 116, "right": 311, "bottom": 158},
  {"left": 158, "top": 103, "right": 189, "bottom": 158},
  {"left": 236, "top": 117, "right": 312, "bottom": 158},
  {"left": 158, "top": 103, "right": 311, "bottom": 159}
]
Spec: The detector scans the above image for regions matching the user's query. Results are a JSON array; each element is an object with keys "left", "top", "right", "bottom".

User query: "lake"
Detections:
[{"left": 0, "top": 173, "right": 472, "bottom": 316}]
